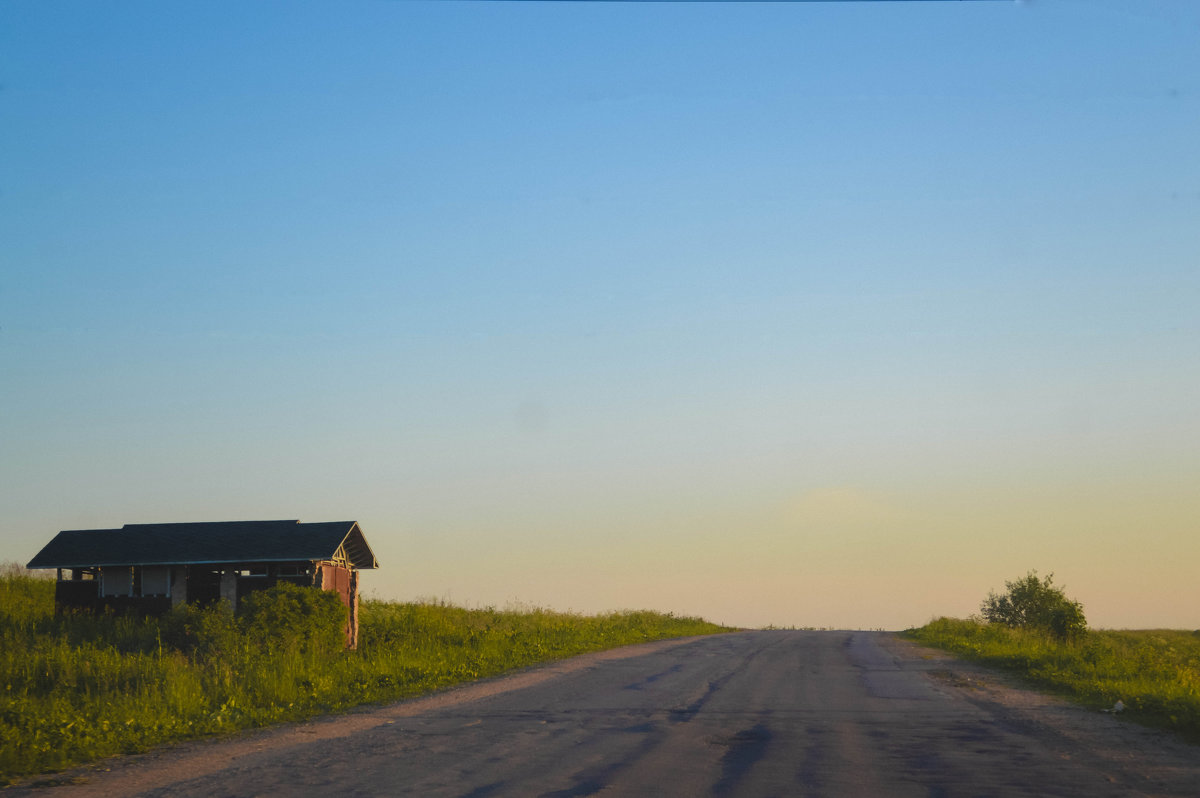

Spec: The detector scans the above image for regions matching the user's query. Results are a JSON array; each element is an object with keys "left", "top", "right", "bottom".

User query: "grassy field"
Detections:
[
  {"left": 904, "top": 617, "right": 1200, "bottom": 741},
  {"left": 0, "top": 567, "right": 727, "bottom": 784}
]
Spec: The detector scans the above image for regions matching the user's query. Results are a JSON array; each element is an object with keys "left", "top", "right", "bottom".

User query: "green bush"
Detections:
[
  {"left": 162, "top": 583, "right": 346, "bottom": 657},
  {"left": 162, "top": 601, "right": 241, "bottom": 657},
  {"left": 238, "top": 582, "right": 347, "bottom": 656},
  {"left": 980, "top": 571, "right": 1087, "bottom": 640}
]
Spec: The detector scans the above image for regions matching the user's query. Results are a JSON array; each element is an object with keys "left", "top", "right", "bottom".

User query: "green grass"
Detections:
[
  {"left": 904, "top": 617, "right": 1200, "bottom": 741},
  {"left": 0, "top": 568, "right": 727, "bottom": 784}
]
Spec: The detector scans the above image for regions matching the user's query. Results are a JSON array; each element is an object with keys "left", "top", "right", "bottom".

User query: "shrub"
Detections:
[
  {"left": 238, "top": 582, "right": 346, "bottom": 655},
  {"left": 162, "top": 601, "right": 241, "bottom": 657},
  {"left": 980, "top": 570, "right": 1087, "bottom": 640}
]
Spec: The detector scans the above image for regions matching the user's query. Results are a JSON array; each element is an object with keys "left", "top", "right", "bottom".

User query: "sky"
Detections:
[{"left": 2, "top": 0, "right": 1198, "bottom": 630}]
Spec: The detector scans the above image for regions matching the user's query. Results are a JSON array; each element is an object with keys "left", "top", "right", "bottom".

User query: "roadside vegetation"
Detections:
[
  {"left": 0, "top": 563, "right": 727, "bottom": 784},
  {"left": 978, "top": 571, "right": 1087, "bottom": 640},
  {"left": 905, "top": 571, "right": 1200, "bottom": 742}
]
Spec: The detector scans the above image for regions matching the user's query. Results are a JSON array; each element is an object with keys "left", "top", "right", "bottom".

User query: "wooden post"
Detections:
[{"left": 347, "top": 569, "right": 360, "bottom": 650}]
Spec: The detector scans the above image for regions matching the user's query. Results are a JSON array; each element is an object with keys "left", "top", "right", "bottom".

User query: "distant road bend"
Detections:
[{"left": 19, "top": 631, "right": 1200, "bottom": 797}]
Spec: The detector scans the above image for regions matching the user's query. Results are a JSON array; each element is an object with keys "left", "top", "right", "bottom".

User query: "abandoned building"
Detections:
[{"left": 25, "top": 519, "right": 379, "bottom": 647}]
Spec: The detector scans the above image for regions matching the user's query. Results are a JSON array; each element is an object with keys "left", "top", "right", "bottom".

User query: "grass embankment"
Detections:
[
  {"left": 0, "top": 570, "right": 726, "bottom": 784},
  {"left": 905, "top": 617, "right": 1200, "bottom": 741}
]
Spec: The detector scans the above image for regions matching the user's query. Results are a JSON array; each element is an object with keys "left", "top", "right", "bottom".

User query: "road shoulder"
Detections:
[
  {"left": 882, "top": 633, "right": 1200, "bottom": 795},
  {"left": 5, "top": 635, "right": 710, "bottom": 796}
]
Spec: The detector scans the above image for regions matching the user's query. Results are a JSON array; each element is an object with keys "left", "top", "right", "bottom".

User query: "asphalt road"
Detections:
[{"left": 20, "top": 631, "right": 1200, "bottom": 797}]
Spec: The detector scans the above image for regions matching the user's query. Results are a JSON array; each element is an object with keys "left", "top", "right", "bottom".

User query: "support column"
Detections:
[
  {"left": 170, "top": 566, "right": 188, "bottom": 607},
  {"left": 219, "top": 570, "right": 237, "bottom": 611}
]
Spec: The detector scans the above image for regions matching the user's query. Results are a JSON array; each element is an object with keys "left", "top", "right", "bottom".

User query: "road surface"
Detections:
[{"left": 16, "top": 631, "right": 1200, "bottom": 797}]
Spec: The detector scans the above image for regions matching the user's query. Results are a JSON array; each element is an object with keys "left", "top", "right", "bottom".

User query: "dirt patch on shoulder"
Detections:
[{"left": 882, "top": 634, "right": 1200, "bottom": 795}]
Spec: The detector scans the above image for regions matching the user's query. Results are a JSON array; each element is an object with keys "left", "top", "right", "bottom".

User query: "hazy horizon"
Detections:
[{"left": 3, "top": 0, "right": 1198, "bottom": 630}]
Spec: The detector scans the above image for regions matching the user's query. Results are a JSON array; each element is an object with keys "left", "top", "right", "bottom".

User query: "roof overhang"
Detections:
[{"left": 26, "top": 520, "right": 381, "bottom": 571}]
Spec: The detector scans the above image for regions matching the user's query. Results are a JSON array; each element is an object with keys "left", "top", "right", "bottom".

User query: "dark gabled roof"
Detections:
[{"left": 26, "top": 520, "right": 379, "bottom": 570}]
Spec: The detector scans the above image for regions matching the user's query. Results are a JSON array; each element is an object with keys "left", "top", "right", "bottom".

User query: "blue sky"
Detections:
[{"left": 3, "top": 0, "right": 1198, "bottom": 628}]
